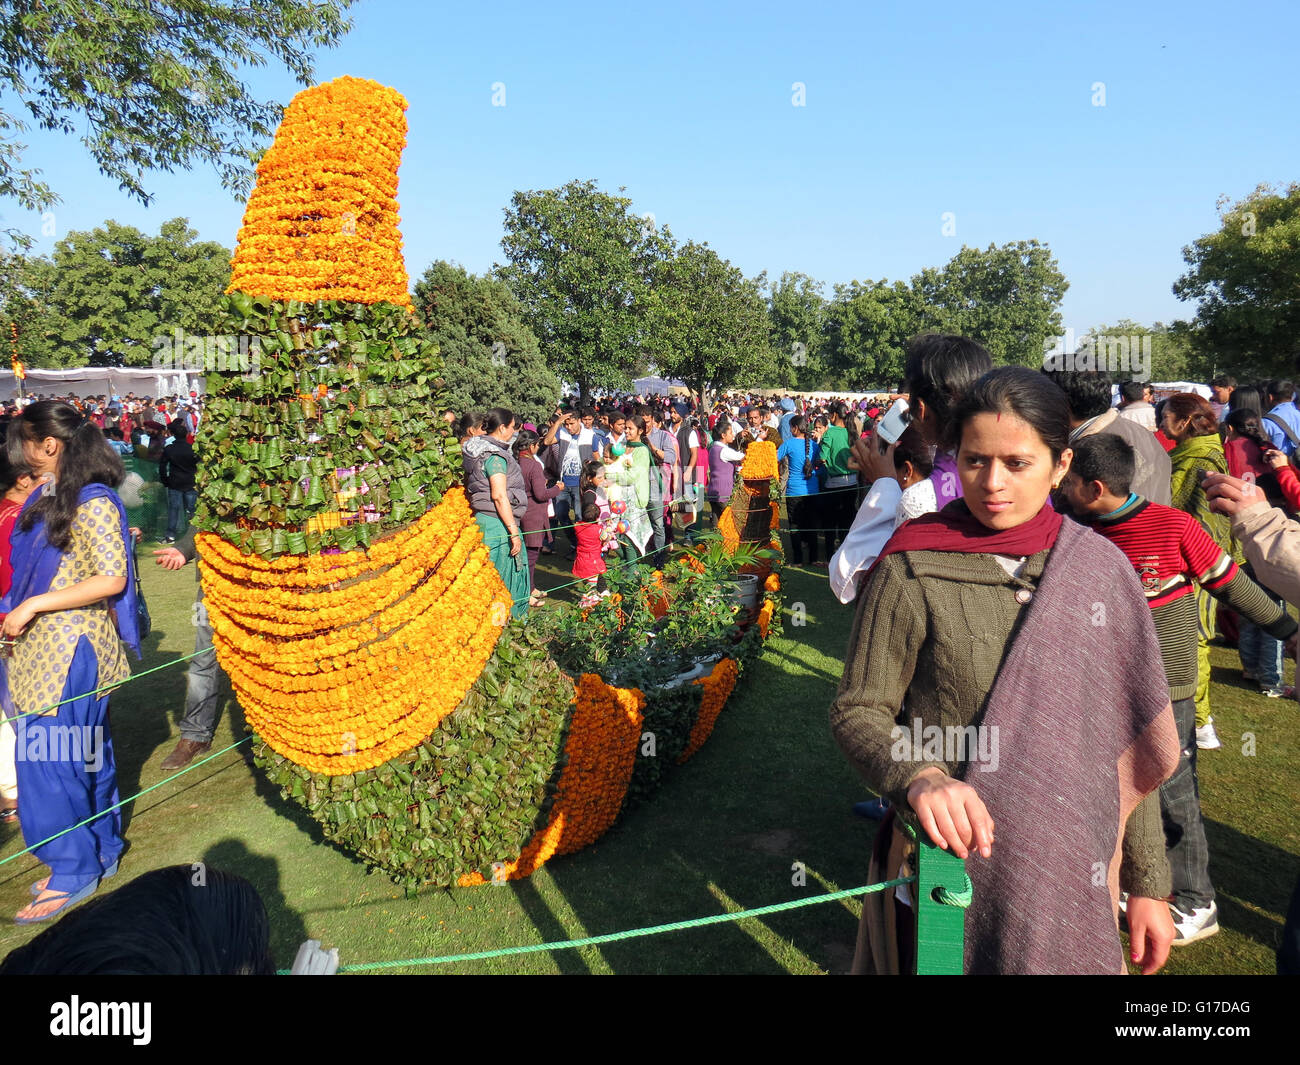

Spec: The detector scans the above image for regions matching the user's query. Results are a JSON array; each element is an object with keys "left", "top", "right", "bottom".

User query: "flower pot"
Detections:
[
  {"left": 660, "top": 661, "right": 708, "bottom": 690},
  {"left": 729, "top": 573, "right": 761, "bottom": 613}
]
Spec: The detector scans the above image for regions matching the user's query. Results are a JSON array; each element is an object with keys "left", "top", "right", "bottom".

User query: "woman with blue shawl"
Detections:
[{"left": 1, "top": 401, "right": 141, "bottom": 923}]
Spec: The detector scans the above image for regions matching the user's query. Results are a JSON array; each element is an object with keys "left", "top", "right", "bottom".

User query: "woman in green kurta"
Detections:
[{"left": 603, "top": 415, "right": 652, "bottom": 565}]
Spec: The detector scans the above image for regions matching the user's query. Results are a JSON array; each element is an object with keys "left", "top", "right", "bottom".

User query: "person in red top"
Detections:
[
  {"left": 0, "top": 448, "right": 40, "bottom": 824},
  {"left": 1062, "top": 433, "right": 1297, "bottom": 946}
]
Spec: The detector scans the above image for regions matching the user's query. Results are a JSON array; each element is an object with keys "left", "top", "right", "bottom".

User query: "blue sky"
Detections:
[{"left": 4, "top": 0, "right": 1297, "bottom": 335}]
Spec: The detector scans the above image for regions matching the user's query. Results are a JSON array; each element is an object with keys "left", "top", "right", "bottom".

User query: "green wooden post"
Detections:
[{"left": 913, "top": 837, "right": 970, "bottom": 975}]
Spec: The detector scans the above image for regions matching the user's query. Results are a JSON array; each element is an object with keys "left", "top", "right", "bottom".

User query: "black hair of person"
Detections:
[
  {"left": 511, "top": 427, "right": 539, "bottom": 458},
  {"left": 952, "top": 366, "right": 1072, "bottom": 462},
  {"left": 902, "top": 333, "right": 994, "bottom": 429},
  {"left": 1041, "top": 368, "right": 1114, "bottom": 421},
  {"left": 892, "top": 423, "right": 936, "bottom": 479},
  {"left": 482, "top": 407, "right": 516, "bottom": 435},
  {"left": 1225, "top": 408, "right": 1273, "bottom": 452},
  {"left": 17, "top": 400, "right": 125, "bottom": 551},
  {"left": 0, "top": 865, "right": 274, "bottom": 975},
  {"left": 457, "top": 411, "right": 483, "bottom": 437},
  {"left": 1069, "top": 434, "right": 1135, "bottom": 498},
  {"left": 1228, "top": 385, "right": 1264, "bottom": 418},
  {"left": 1118, "top": 380, "right": 1146, "bottom": 403}
]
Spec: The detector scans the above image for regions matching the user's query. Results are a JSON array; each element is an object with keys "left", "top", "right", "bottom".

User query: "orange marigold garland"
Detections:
[
  {"left": 678, "top": 659, "right": 741, "bottom": 764},
  {"left": 459, "top": 674, "right": 645, "bottom": 884},
  {"left": 201, "top": 489, "right": 512, "bottom": 774},
  {"left": 227, "top": 76, "right": 413, "bottom": 308},
  {"left": 741, "top": 441, "right": 778, "bottom": 480}
]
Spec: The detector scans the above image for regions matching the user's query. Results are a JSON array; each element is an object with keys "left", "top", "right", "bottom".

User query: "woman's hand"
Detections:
[
  {"left": 1125, "top": 896, "right": 1175, "bottom": 975},
  {"left": 1265, "top": 448, "right": 1289, "bottom": 470},
  {"left": 508, "top": 530, "right": 522, "bottom": 558},
  {"left": 905, "top": 766, "right": 994, "bottom": 860},
  {"left": 1, "top": 598, "right": 39, "bottom": 638}
]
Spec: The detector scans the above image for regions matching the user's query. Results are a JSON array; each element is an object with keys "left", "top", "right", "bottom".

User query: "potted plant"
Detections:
[{"left": 691, "top": 532, "right": 779, "bottom": 615}]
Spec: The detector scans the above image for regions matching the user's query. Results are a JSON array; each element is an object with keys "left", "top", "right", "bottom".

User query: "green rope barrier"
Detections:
[
  {"left": 933, "top": 874, "right": 974, "bottom": 909},
  {"left": 0, "top": 735, "right": 252, "bottom": 870},
  {"left": 277, "top": 876, "right": 917, "bottom": 974}
]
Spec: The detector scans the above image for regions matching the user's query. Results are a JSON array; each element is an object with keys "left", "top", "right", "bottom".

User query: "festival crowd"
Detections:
[{"left": 1, "top": 347, "right": 1298, "bottom": 978}]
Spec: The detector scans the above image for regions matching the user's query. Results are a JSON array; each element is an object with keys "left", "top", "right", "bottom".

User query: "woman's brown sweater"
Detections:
[{"left": 830, "top": 546, "right": 1171, "bottom": 899}]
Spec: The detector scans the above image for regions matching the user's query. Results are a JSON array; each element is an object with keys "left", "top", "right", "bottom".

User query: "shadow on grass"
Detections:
[
  {"left": 203, "top": 836, "right": 310, "bottom": 966},
  {"left": 1205, "top": 816, "right": 1298, "bottom": 954}
]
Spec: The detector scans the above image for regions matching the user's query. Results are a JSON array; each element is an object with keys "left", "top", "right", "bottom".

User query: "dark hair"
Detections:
[
  {"left": 952, "top": 367, "right": 1071, "bottom": 462},
  {"left": 1268, "top": 379, "right": 1297, "bottom": 403},
  {"left": 0, "top": 865, "right": 273, "bottom": 975},
  {"left": 711, "top": 423, "right": 731, "bottom": 443},
  {"left": 1225, "top": 409, "right": 1272, "bottom": 451},
  {"left": 1118, "top": 380, "right": 1146, "bottom": 403},
  {"left": 787, "top": 414, "right": 805, "bottom": 437},
  {"left": 625, "top": 414, "right": 647, "bottom": 438},
  {"left": 1229, "top": 385, "right": 1264, "bottom": 418},
  {"left": 17, "top": 401, "right": 126, "bottom": 551},
  {"left": 1041, "top": 369, "right": 1113, "bottom": 420},
  {"left": 0, "top": 440, "right": 33, "bottom": 495},
  {"left": 457, "top": 411, "right": 483, "bottom": 437},
  {"left": 1164, "top": 393, "right": 1219, "bottom": 440},
  {"left": 903, "top": 334, "right": 994, "bottom": 435},
  {"left": 511, "top": 427, "right": 539, "bottom": 458},
  {"left": 579, "top": 459, "right": 604, "bottom": 496},
  {"left": 580, "top": 407, "right": 595, "bottom": 420},
  {"left": 828, "top": 400, "right": 849, "bottom": 424},
  {"left": 892, "top": 423, "right": 935, "bottom": 480},
  {"left": 581, "top": 502, "right": 600, "bottom": 523},
  {"left": 1069, "top": 434, "right": 1135, "bottom": 498},
  {"left": 1210, "top": 374, "right": 1237, "bottom": 390},
  {"left": 482, "top": 407, "right": 516, "bottom": 435},
  {"left": 168, "top": 418, "right": 188, "bottom": 439}
]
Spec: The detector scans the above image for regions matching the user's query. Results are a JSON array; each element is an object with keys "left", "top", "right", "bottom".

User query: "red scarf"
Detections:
[{"left": 869, "top": 499, "right": 1063, "bottom": 578}]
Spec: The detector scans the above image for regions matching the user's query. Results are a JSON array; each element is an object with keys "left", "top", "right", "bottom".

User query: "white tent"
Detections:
[
  {"left": 2, "top": 366, "right": 206, "bottom": 401},
  {"left": 633, "top": 375, "right": 688, "bottom": 396}
]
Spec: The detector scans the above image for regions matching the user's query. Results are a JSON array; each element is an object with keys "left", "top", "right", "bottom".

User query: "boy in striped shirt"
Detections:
[{"left": 1062, "top": 434, "right": 1297, "bottom": 946}]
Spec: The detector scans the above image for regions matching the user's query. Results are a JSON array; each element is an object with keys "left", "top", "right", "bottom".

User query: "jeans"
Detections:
[
  {"left": 1160, "top": 696, "right": 1215, "bottom": 912},
  {"left": 552, "top": 485, "right": 579, "bottom": 551},
  {"left": 1237, "top": 566, "right": 1284, "bottom": 687},
  {"left": 179, "top": 584, "right": 222, "bottom": 744},
  {"left": 166, "top": 488, "right": 198, "bottom": 539},
  {"left": 647, "top": 490, "right": 667, "bottom": 567}
]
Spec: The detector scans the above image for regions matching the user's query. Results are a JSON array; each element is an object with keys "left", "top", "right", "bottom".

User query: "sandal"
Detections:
[
  {"left": 32, "top": 855, "right": 118, "bottom": 895},
  {"left": 15, "top": 881, "right": 98, "bottom": 924}
]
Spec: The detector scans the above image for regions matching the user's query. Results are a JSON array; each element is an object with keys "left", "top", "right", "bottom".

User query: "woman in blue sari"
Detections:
[{"left": 1, "top": 401, "right": 141, "bottom": 923}]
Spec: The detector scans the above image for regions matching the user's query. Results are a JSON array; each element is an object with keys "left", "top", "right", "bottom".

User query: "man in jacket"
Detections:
[
  {"left": 1044, "top": 369, "right": 1172, "bottom": 505},
  {"left": 541, "top": 410, "right": 592, "bottom": 558},
  {"left": 1203, "top": 470, "right": 1300, "bottom": 975}
]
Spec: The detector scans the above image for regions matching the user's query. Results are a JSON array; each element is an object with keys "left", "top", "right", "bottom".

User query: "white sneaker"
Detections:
[
  {"left": 1169, "top": 900, "right": 1219, "bottom": 946},
  {"left": 1195, "top": 719, "right": 1221, "bottom": 750}
]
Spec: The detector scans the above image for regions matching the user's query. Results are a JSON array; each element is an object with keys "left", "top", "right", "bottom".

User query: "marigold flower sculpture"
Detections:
[{"left": 195, "top": 77, "right": 781, "bottom": 890}]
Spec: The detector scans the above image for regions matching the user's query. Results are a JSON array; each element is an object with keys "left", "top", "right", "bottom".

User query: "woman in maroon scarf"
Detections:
[{"left": 831, "top": 367, "right": 1181, "bottom": 975}]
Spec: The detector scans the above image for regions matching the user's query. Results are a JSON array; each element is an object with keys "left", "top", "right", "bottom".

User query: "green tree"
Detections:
[
  {"left": 765, "top": 271, "right": 827, "bottom": 389},
  {"left": 0, "top": 0, "right": 355, "bottom": 246},
  {"left": 1173, "top": 183, "right": 1300, "bottom": 378},
  {"left": 497, "top": 179, "right": 661, "bottom": 405},
  {"left": 646, "top": 238, "right": 774, "bottom": 404},
  {"left": 822, "top": 279, "right": 921, "bottom": 389},
  {"left": 1079, "top": 319, "right": 1210, "bottom": 384},
  {"left": 6, "top": 217, "right": 230, "bottom": 367},
  {"left": 912, "top": 240, "right": 1068, "bottom": 366},
  {"left": 413, "top": 260, "right": 561, "bottom": 426}
]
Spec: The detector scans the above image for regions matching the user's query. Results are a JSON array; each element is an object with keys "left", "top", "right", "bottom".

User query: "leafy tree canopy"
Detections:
[
  {"left": 2, "top": 216, "right": 230, "bottom": 367},
  {"left": 413, "top": 259, "right": 561, "bottom": 427},
  {"left": 646, "top": 237, "right": 774, "bottom": 405},
  {"left": 1173, "top": 183, "right": 1300, "bottom": 379},
  {"left": 497, "top": 179, "right": 662, "bottom": 404},
  {"left": 0, "top": 0, "right": 355, "bottom": 246}
]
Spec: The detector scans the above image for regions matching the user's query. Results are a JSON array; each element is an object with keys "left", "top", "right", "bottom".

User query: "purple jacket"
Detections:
[{"left": 519, "top": 454, "right": 562, "bottom": 548}]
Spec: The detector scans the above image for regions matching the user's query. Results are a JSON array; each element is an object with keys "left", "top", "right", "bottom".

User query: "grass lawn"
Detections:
[{"left": 0, "top": 521, "right": 1295, "bottom": 974}]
